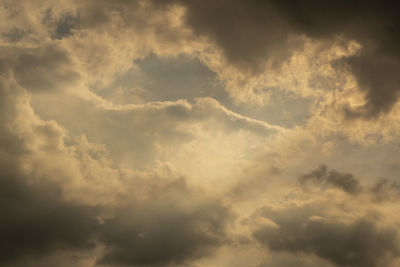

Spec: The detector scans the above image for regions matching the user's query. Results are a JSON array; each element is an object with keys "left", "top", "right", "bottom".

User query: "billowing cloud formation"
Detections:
[
  {"left": 5, "top": 0, "right": 400, "bottom": 118},
  {"left": 154, "top": 0, "right": 296, "bottom": 74},
  {"left": 0, "top": 52, "right": 233, "bottom": 266},
  {"left": 253, "top": 165, "right": 400, "bottom": 267},
  {"left": 254, "top": 208, "right": 398, "bottom": 267},
  {"left": 0, "top": 163, "right": 98, "bottom": 264},
  {"left": 1, "top": 0, "right": 400, "bottom": 266},
  {"left": 0, "top": 75, "right": 96, "bottom": 264},
  {"left": 99, "top": 182, "right": 231, "bottom": 266},
  {"left": 153, "top": 0, "right": 400, "bottom": 118}
]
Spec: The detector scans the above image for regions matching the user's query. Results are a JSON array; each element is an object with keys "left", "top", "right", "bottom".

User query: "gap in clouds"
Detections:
[{"left": 90, "top": 53, "right": 314, "bottom": 128}]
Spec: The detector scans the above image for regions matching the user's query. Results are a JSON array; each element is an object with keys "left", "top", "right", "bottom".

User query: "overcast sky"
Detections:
[{"left": 1, "top": 1, "right": 400, "bottom": 266}]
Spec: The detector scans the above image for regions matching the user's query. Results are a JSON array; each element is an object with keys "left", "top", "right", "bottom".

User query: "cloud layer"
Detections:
[{"left": 1, "top": 1, "right": 400, "bottom": 266}]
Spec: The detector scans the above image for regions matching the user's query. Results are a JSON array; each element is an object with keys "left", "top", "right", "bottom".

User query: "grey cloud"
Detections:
[
  {"left": 1, "top": 28, "right": 29, "bottom": 43},
  {"left": 342, "top": 53, "right": 400, "bottom": 118},
  {"left": 97, "top": 178, "right": 232, "bottom": 266},
  {"left": 371, "top": 178, "right": 400, "bottom": 202},
  {"left": 0, "top": 74, "right": 233, "bottom": 266},
  {"left": 13, "top": 45, "right": 80, "bottom": 92},
  {"left": 0, "top": 140, "right": 232, "bottom": 267},
  {"left": 257, "top": 253, "right": 334, "bottom": 267},
  {"left": 154, "top": 0, "right": 297, "bottom": 74},
  {"left": 266, "top": 1, "right": 400, "bottom": 119},
  {"left": 99, "top": 198, "right": 231, "bottom": 266},
  {"left": 0, "top": 82, "right": 98, "bottom": 264},
  {"left": 299, "top": 165, "right": 362, "bottom": 194},
  {"left": 46, "top": 10, "right": 80, "bottom": 40},
  {"left": 254, "top": 204, "right": 399, "bottom": 267},
  {"left": 252, "top": 164, "right": 400, "bottom": 267},
  {"left": 0, "top": 164, "right": 99, "bottom": 265},
  {"left": 0, "top": 158, "right": 232, "bottom": 266},
  {"left": 4, "top": 0, "right": 400, "bottom": 118},
  {"left": 0, "top": 143, "right": 232, "bottom": 267},
  {"left": 0, "top": 44, "right": 80, "bottom": 92},
  {"left": 152, "top": 0, "right": 400, "bottom": 118}
]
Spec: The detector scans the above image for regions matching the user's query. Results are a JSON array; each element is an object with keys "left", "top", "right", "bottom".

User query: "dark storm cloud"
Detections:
[
  {"left": 98, "top": 182, "right": 231, "bottom": 266},
  {"left": 0, "top": 78, "right": 98, "bottom": 264},
  {"left": 152, "top": 0, "right": 400, "bottom": 118},
  {"left": 253, "top": 205, "right": 399, "bottom": 267},
  {"left": 299, "top": 165, "right": 361, "bottom": 194},
  {"left": 253, "top": 165, "right": 400, "bottom": 267},
  {"left": 273, "top": 0, "right": 400, "bottom": 119},
  {"left": 342, "top": 53, "right": 400, "bottom": 118},
  {"left": 0, "top": 157, "right": 232, "bottom": 266},
  {"left": 0, "top": 149, "right": 232, "bottom": 267},
  {"left": 0, "top": 164, "right": 99, "bottom": 264},
  {"left": 153, "top": 0, "right": 296, "bottom": 74},
  {"left": 4, "top": 0, "right": 398, "bottom": 118},
  {"left": 0, "top": 76, "right": 233, "bottom": 266}
]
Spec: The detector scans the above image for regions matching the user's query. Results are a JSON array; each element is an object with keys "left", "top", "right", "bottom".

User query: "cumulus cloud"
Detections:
[
  {"left": 0, "top": 74, "right": 237, "bottom": 267},
  {"left": 153, "top": 0, "right": 400, "bottom": 118},
  {"left": 254, "top": 207, "right": 399, "bottom": 267},
  {"left": 99, "top": 184, "right": 231, "bottom": 266},
  {"left": 0, "top": 67, "right": 237, "bottom": 266},
  {"left": 0, "top": 166, "right": 99, "bottom": 264},
  {"left": 251, "top": 164, "right": 400, "bottom": 267},
  {"left": 0, "top": 70, "right": 96, "bottom": 265},
  {"left": 154, "top": 0, "right": 297, "bottom": 74},
  {"left": 2, "top": 0, "right": 400, "bottom": 266}
]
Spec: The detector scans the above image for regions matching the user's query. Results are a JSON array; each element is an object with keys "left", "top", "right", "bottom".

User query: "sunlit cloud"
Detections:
[{"left": 1, "top": 1, "right": 400, "bottom": 266}]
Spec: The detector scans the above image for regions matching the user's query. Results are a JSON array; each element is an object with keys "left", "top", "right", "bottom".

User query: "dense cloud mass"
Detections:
[
  {"left": 252, "top": 165, "right": 400, "bottom": 267},
  {"left": 0, "top": 164, "right": 98, "bottom": 264},
  {"left": 254, "top": 208, "right": 399, "bottom": 267},
  {"left": 154, "top": 0, "right": 400, "bottom": 118},
  {"left": 1, "top": 0, "right": 400, "bottom": 266},
  {"left": 99, "top": 197, "right": 230, "bottom": 266}
]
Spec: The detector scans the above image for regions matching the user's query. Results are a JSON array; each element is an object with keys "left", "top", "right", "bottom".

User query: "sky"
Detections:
[{"left": 1, "top": 1, "right": 400, "bottom": 266}]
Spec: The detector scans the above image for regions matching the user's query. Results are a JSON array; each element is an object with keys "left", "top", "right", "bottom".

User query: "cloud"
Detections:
[
  {"left": 0, "top": 72, "right": 98, "bottom": 265},
  {"left": 370, "top": 178, "right": 400, "bottom": 202},
  {"left": 251, "top": 164, "right": 400, "bottom": 267},
  {"left": 1, "top": 62, "right": 237, "bottom": 266},
  {"left": 30, "top": 92, "right": 281, "bottom": 169},
  {"left": 254, "top": 208, "right": 398, "bottom": 267},
  {"left": 0, "top": 161, "right": 99, "bottom": 264},
  {"left": 98, "top": 181, "right": 231, "bottom": 266},
  {"left": 3, "top": 0, "right": 400, "bottom": 119},
  {"left": 264, "top": 1, "right": 400, "bottom": 118},
  {"left": 257, "top": 252, "right": 335, "bottom": 267},
  {"left": 0, "top": 43, "right": 81, "bottom": 93},
  {"left": 157, "top": 0, "right": 297, "bottom": 74},
  {"left": 0, "top": 73, "right": 236, "bottom": 266},
  {"left": 2, "top": 1, "right": 400, "bottom": 266},
  {"left": 299, "top": 165, "right": 362, "bottom": 194},
  {"left": 152, "top": 0, "right": 400, "bottom": 118},
  {"left": 342, "top": 53, "right": 400, "bottom": 118}
]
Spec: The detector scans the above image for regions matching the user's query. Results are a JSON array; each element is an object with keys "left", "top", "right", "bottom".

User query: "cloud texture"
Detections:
[{"left": 1, "top": 1, "right": 400, "bottom": 266}]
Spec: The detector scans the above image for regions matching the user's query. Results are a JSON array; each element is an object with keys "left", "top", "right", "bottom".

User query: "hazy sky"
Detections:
[{"left": 1, "top": 1, "right": 400, "bottom": 266}]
